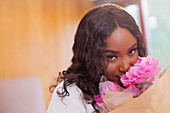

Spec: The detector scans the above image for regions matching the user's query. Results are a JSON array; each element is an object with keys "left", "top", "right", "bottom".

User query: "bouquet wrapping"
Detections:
[{"left": 94, "top": 56, "right": 170, "bottom": 113}]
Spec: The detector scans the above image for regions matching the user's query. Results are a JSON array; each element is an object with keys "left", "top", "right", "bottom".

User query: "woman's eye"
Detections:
[
  {"left": 128, "top": 48, "right": 136, "bottom": 55},
  {"left": 107, "top": 55, "right": 117, "bottom": 60}
]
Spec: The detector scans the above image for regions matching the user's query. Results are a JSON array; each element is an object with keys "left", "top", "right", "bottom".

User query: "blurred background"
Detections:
[{"left": 0, "top": 0, "right": 170, "bottom": 112}]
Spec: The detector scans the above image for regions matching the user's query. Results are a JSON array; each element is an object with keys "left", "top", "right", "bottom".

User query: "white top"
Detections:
[{"left": 46, "top": 81, "right": 95, "bottom": 113}]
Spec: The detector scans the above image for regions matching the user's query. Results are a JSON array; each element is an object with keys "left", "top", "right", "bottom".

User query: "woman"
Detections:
[{"left": 46, "top": 3, "right": 146, "bottom": 113}]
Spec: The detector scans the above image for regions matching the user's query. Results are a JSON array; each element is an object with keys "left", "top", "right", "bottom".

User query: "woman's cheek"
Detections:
[{"left": 104, "top": 63, "right": 118, "bottom": 80}]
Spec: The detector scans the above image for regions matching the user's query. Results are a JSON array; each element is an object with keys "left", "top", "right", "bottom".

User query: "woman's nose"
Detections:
[{"left": 119, "top": 57, "right": 131, "bottom": 73}]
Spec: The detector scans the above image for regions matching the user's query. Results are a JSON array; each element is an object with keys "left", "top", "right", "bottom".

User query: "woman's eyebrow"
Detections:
[
  {"left": 128, "top": 43, "right": 137, "bottom": 51},
  {"left": 104, "top": 50, "right": 119, "bottom": 54},
  {"left": 105, "top": 43, "right": 137, "bottom": 53}
]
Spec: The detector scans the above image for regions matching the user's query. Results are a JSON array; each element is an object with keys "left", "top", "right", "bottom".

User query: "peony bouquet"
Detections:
[{"left": 94, "top": 56, "right": 162, "bottom": 112}]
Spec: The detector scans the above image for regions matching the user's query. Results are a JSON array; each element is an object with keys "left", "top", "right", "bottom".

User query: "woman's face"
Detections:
[{"left": 104, "top": 27, "right": 139, "bottom": 86}]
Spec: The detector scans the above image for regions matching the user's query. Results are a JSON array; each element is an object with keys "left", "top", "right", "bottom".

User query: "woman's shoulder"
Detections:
[
  {"left": 53, "top": 81, "right": 82, "bottom": 99},
  {"left": 46, "top": 81, "right": 94, "bottom": 113}
]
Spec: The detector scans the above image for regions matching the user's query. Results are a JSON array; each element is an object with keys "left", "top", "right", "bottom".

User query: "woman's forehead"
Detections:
[{"left": 105, "top": 27, "right": 137, "bottom": 52}]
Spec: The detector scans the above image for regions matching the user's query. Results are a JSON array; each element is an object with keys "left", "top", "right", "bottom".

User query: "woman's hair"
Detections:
[{"left": 51, "top": 3, "right": 146, "bottom": 113}]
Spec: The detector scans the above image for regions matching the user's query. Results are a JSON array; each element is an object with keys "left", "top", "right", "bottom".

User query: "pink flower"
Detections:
[
  {"left": 94, "top": 81, "right": 122, "bottom": 104},
  {"left": 120, "top": 56, "right": 161, "bottom": 92},
  {"left": 93, "top": 95, "right": 103, "bottom": 103},
  {"left": 100, "top": 81, "right": 122, "bottom": 97},
  {"left": 94, "top": 56, "right": 161, "bottom": 111}
]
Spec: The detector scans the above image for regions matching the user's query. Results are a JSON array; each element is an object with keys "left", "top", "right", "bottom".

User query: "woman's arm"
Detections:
[{"left": 46, "top": 82, "right": 94, "bottom": 113}]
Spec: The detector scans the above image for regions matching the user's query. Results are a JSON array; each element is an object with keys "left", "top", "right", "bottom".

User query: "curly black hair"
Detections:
[{"left": 51, "top": 3, "right": 146, "bottom": 113}]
